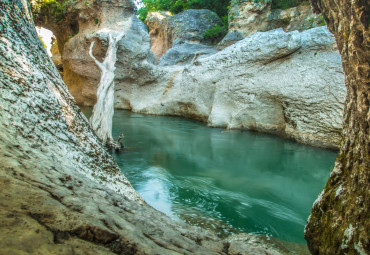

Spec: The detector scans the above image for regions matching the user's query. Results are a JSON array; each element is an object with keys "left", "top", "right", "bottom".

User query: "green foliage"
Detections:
[
  {"left": 319, "top": 14, "right": 326, "bottom": 26},
  {"left": 137, "top": 6, "right": 149, "bottom": 23},
  {"left": 33, "top": 0, "right": 76, "bottom": 22},
  {"left": 41, "top": 0, "right": 65, "bottom": 22},
  {"left": 271, "top": 0, "right": 309, "bottom": 10},
  {"left": 138, "top": 0, "right": 231, "bottom": 23},
  {"left": 204, "top": 25, "right": 226, "bottom": 44},
  {"left": 204, "top": 14, "right": 228, "bottom": 44}
]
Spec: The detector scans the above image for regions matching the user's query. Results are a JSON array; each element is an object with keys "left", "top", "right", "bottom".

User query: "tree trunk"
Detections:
[
  {"left": 89, "top": 33, "right": 124, "bottom": 145},
  {"left": 304, "top": 0, "right": 369, "bottom": 254}
]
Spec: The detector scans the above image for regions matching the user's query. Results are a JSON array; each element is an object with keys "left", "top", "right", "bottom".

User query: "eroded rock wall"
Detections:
[
  {"left": 34, "top": 0, "right": 346, "bottom": 149},
  {"left": 116, "top": 27, "right": 346, "bottom": 149}
]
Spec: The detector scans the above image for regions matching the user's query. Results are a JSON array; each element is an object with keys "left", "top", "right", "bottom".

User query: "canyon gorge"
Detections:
[{"left": 0, "top": 0, "right": 368, "bottom": 254}]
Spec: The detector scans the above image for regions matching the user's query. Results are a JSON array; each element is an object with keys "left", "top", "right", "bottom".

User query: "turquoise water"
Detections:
[{"left": 82, "top": 108, "right": 337, "bottom": 243}]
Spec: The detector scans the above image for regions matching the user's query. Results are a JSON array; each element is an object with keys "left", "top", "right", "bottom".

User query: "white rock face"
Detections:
[
  {"left": 0, "top": 0, "right": 140, "bottom": 201},
  {"left": 46, "top": 0, "right": 345, "bottom": 149},
  {"left": 115, "top": 27, "right": 346, "bottom": 149}
]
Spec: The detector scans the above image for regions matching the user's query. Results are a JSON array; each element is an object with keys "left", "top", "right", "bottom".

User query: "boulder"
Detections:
[
  {"left": 217, "top": 31, "right": 244, "bottom": 49},
  {"left": 166, "top": 9, "right": 223, "bottom": 46},
  {"left": 146, "top": 9, "right": 222, "bottom": 60},
  {"left": 158, "top": 43, "right": 217, "bottom": 66}
]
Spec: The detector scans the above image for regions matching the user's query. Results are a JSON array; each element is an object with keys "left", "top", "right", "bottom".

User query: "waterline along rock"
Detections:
[
  {"left": 33, "top": 0, "right": 346, "bottom": 149},
  {"left": 120, "top": 27, "right": 346, "bottom": 149}
]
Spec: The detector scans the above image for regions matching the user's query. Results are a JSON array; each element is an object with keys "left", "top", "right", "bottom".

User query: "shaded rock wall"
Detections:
[
  {"left": 304, "top": 0, "right": 370, "bottom": 254},
  {"left": 50, "top": 37, "right": 63, "bottom": 76},
  {"left": 146, "top": 9, "right": 222, "bottom": 60},
  {"left": 146, "top": 11, "right": 173, "bottom": 59},
  {"left": 62, "top": 0, "right": 155, "bottom": 106},
  {"left": 146, "top": 10, "right": 221, "bottom": 64}
]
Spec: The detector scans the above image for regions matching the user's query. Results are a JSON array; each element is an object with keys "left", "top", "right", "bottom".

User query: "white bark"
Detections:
[{"left": 89, "top": 32, "right": 125, "bottom": 144}]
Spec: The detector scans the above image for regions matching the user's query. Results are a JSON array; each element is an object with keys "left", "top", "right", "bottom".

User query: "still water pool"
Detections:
[{"left": 82, "top": 108, "right": 337, "bottom": 244}]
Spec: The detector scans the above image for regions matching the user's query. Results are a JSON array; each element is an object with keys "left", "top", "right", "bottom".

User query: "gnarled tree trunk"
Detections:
[
  {"left": 304, "top": 0, "right": 369, "bottom": 254},
  {"left": 89, "top": 33, "right": 125, "bottom": 145}
]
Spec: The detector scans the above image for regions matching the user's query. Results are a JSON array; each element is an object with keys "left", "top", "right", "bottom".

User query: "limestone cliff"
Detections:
[
  {"left": 0, "top": 1, "right": 293, "bottom": 254},
  {"left": 117, "top": 26, "right": 346, "bottom": 149},
  {"left": 33, "top": 0, "right": 346, "bottom": 149},
  {"left": 304, "top": 0, "right": 369, "bottom": 254}
]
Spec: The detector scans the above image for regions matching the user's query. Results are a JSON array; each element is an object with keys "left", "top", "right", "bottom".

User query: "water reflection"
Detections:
[{"left": 81, "top": 107, "right": 336, "bottom": 243}]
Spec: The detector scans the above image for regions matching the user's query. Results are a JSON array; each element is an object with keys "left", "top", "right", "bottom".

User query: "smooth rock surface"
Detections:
[
  {"left": 117, "top": 27, "right": 346, "bottom": 149},
  {"left": 158, "top": 43, "right": 217, "bottom": 66}
]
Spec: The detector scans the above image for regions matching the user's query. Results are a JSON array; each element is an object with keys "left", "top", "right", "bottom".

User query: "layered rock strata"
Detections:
[{"left": 304, "top": 0, "right": 370, "bottom": 254}]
